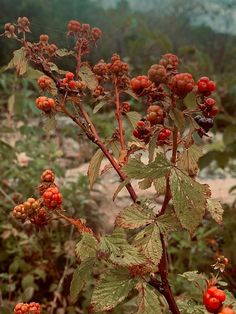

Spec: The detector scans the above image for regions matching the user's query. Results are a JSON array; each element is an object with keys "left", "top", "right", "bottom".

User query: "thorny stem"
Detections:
[{"left": 114, "top": 82, "right": 126, "bottom": 152}]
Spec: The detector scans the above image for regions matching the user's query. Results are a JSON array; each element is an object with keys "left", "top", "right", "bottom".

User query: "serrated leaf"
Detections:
[
  {"left": 75, "top": 234, "right": 98, "bottom": 262},
  {"left": 133, "top": 223, "right": 162, "bottom": 265},
  {"left": 178, "top": 271, "right": 206, "bottom": 282},
  {"left": 170, "top": 168, "right": 210, "bottom": 233},
  {"left": 100, "top": 228, "right": 146, "bottom": 266},
  {"left": 126, "top": 111, "right": 142, "bottom": 129},
  {"left": 177, "top": 145, "right": 203, "bottom": 176},
  {"left": 109, "top": 139, "right": 121, "bottom": 159},
  {"left": 70, "top": 258, "right": 95, "bottom": 303},
  {"left": 177, "top": 299, "right": 208, "bottom": 314},
  {"left": 90, "top": 268, "right": 136, "bottom": 312},
  {"left": 157, "top": 211, "right": 182, "bottom": 234},
  {"left": 170, "top": 107, "right": 185, "bottom": 131},
  {"left": 88, "top": 148, "right": 104, "bottom": 188},
  {"left": 113, "top": 178, "right": 130, "bottom": 201},
  {"left": 43, "top": 114, "right": 57, "bottom": 132},
  {"left": 115, "top": 204, "right": 154, "bottom": 229},
  {"left": 138, "top": 178, "right": 153, "bottom": 190},
  {"left": 79, "top": 65, "right": 98, "bottom": 91},
  {"left": 22, "top": 287, "right": 34, "bottom": 302},
  {"left": 56, "top": 48, "right": 74, "bottom": 57},
  {"left": 7, "top": 48, "right": 28, "bottom": 76},
  {"left": 123, "top": 153, "right": 171, "bottom": 180},
  {"left": 207, "top": 199, "right": 224, "bottom": 224},
  {"left": 153, "top": 177, "right": 166, "bottom": 196},
  {"left": 136, "top": 282, "right": 162, "bottom": 314},
  {"left": 93, "top": 99, "right": 107, "bottom": 113}
]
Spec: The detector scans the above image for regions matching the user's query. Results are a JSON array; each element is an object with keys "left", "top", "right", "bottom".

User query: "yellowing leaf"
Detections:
[
  {"left": 177, "top": 145, "right": 203, "bottom": 176},
  {"left": 79, "top": 65, "right": 98, "bottom": 91},
  {"left": 126, "top": 111, "right": 141, "bottom": 129},
  {"left": 7, "top": 48, "right": 28, "bottom": 76},
  {"left": 75, "top": 233, "right": 98, "bottom": 262},
  {"left": 170, "top": 168, "right": 210, "bottom": 233},
  {"left": 88, "top": 148, "right": 104, "bottom": 188},
  {"left": 133, "top": 223, "right": 162, "bottom": 265},
  {"left": 115, "top": 204, "right": 154, "bottom": 229},
  {"left": 207, "top": 199, "right": 224, "bottom": 224},
  {"left": 136, "top": 282, "right": 162, "bottom": 314}
]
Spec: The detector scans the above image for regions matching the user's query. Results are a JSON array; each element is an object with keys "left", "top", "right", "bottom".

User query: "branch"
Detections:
[{"left": 114, "top": 82, "right": 126, "bottom": 152}]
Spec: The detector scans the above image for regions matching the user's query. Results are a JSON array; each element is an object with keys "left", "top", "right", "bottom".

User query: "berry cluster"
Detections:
[
  {"left": 158, "top": 128, "right": 171, "bottom": 142},
  {"left": 198, "top": 97, "right": 219, "bottom": 118},
  {"left": 37, "top": 76, "right": 52, "bottom": 90},
  {"left": 133, "top": 120, "right": 151, "bottom": 142},
  {"left": 93, "top": 59, "right": 108, "bottom": 77},
  {"left": 147, "top": 105, "right": 164, "bottom": 125},
  {"left": 42, "top": 186, "right": 62, "bottom": 209},
  {"left": 30, "top": 34, "right": 58, "bottom": 57},
  {"left": 203, "top": 286, "right": 228, "bottom": 313},
  {"left": 60, "top": 72, "right": 86, "bottom": 91},
  {"left": 35, "top": 96, "right": 55, "bottom": 112},
  {"left": 13, "top": 198, "right": 40, "bottom": 221},
  {"left": 197, "top": 76, "right": 216, "bottom": 96},
  {"left": 159, "top": 53, "right": 179, "bottom": 70},
  {"left": 14, "top": 302, "right": 41, "bottom": 314},
  {"left": 219, "top": 307, "right": 236, "bottom": 314},
  {"left": 194, "top": 115, "right": 214, "bottom": 133},
  {"left": 130, "top": 75, "right": 152, "bottom": 94},
  {"left": 148, "top": 64, "right": 167, "bottom": 84},
  {"left": 121, "top": 102, "right": 131, "bottom": 114},
  {"left": 67, "top": 20, "right": 102, "bottom": 42},
  {"left": 170, "top": 73, "right": 195, "bottom": 97},
  {"left": 17, "top": 17, "right": 30, "bottom": 33}
]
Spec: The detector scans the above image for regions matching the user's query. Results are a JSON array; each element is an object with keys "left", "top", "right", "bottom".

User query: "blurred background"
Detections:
[{"left": 0, "top": 0, "right": 236, "bottom": 313}]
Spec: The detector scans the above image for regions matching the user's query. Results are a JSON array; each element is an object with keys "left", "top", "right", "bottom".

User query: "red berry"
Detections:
[
  {"left": 214, "top": 289, "right": 226, "bottom": 302},
  {"left": 41, "top": 169, "right": 55, "bottom": 183},
  {"left": 197, "top": 77, "right": 216, "bottom": 95},
  {"left": 207, "top": 297, "right": 221, "bottom": 310},
  {"left": 66, "top": 72, "right": 74, "bottom": 80},
  {"left": 67, "top": 20, "right": 81, "bottom": 34},
  {"left": 130, "top": 78, "right": 141, "bottom": 91},
  {"left": 36, "top": 96, "right": 55, "bottom": 112},
  {"left": 158, "top": 129, "right": 171, "bottom": 141},
  {"left": 37, "top": 76, "right": 52, "bottom": 90},
  {"left": 130, "top": 76, "right": 151, "bottom": 92},
  {"left": 207, "top": 286, "right": 218, "bottom": 296},
  {"left": 205, "top": 98, "right": 216, "bottom": 107},
  {"left": 219, "top": 307, "right": 236, "bottom": 314},
  {"left": 68, "top": 80, "right": 77, "bottom": 89},
  {"left": 43, "top": 186, "right": 62, "bottom": 209},
  {"left": 137, "top": 120, "right": 146, "bottom": 128},
  {"left": 14, "top": 302, "right": 41, "bottom": 314},
  {"left": 170, "top": 73, "right": 194, "bottom": 97}
]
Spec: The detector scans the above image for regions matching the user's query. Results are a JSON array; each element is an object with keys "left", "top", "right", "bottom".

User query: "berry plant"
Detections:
[{"left": 3, "top": 17, "right": 236, "bottom": 314}]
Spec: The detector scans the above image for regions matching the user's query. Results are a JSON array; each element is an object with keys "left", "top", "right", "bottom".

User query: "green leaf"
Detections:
[
  {"left": 123, "top": 153, "right": 171, "bottom": 180},
  {"left": 153, "top": 177, "right": 166, "bottom": 196},
  {"left": 88, "top": 148, "right": 104, "bottom": 188},
  {"left": 70, "top": 258, "right": 95, "bottom": 303},
  {"left": 100, "top": 228, "right": 146, "bottom": 266},
  {"left": 207, "top": 199, "right": 224, "bottom": 224},
  {"left": 170, "top": 107, "right": 185, "bottom": 131},
  {"left": 177, "top": 145, "right": 203, "bottom": 176},
  {"left": 7, "top": 48, "right": 28, "bottom": 76},
  {"left": 177, "top": 299, "right": 207, "bottom": 314},
  {"left": 75, "top": 233, "right": 98, "bottom": 262},
  {"left": 157, "top": 211, "right": 182, "bottom": 234},
  {"left": 170, "top": 168, "right": 210, "bottom": 233},
  {"left": 90, "top": 268, "right": 136, "bottom": 312},
  {"left": 136, "top": 282, "right": 162, "bottom": 314},
  {"left": 126, "top": 111, "right": 141, "bottom": 129},
  {"left": 79, "top": 65, "right": 98, "bottom": 91},
  {"left": 93, "top": 99, "right": 107, "bottom": 113},
  {"left": 138, "top": 178, "right": 153, "bottom": 190},
  {"left": 133, "top": 223, "right": 162, "bottom": 265},
  {"left": 178, "top": 270, "right": 206, "bottom": 282},
  {"left": 113, "top": 178, "right": 130, "bottom": 201},
  {"left": 115, "top": 204, "right": 154, "bottom": 229}
]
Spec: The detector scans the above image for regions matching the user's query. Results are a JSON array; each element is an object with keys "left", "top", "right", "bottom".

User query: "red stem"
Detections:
[{"left": 114, "top": 82, "right": 126, "bottom": 151}]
